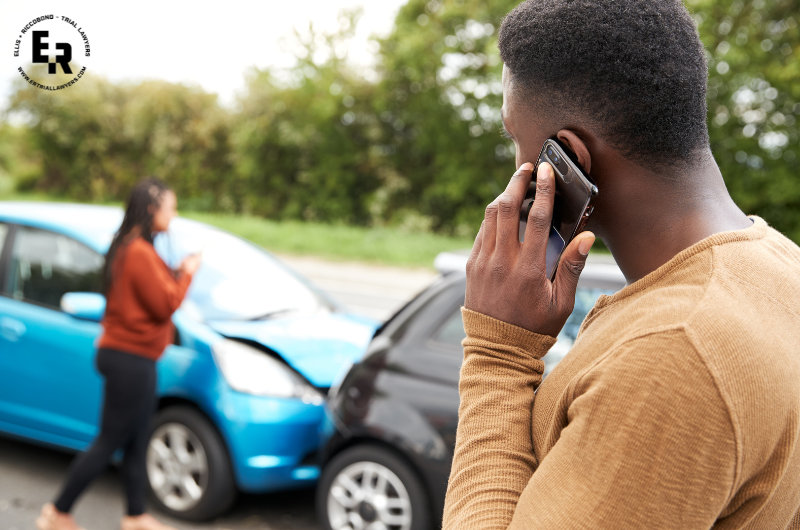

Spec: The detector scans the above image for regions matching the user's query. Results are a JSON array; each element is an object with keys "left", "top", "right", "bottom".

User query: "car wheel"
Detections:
[
  {"left": 146, "top": 406, "right": 236, "bottom": 521},
  {"left": 317, "top": 444, "right": 431, "bottom": 530}
]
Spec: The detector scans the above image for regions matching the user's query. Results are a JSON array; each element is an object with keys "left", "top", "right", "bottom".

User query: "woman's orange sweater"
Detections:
[{"left": 98, "top": 237, "right": 193, "bottom": 360}]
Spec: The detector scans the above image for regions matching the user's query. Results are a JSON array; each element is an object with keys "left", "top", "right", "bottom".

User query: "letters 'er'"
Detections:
[{"left": 32, "top": 30, "right": 72, "bottom": 74}]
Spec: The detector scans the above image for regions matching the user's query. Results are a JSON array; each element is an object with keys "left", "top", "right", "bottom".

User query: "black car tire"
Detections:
[
  {"left": 146, "top": 406, "right": 237, "bottom": 521},
  {"left": 317, "top": 444, "right": 432, "bottom": 530}
]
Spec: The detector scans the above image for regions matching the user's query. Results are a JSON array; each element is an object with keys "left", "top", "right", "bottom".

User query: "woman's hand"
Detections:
[
  {"left": 464, "top": 162, "right": 595, "bottom": 338},
  {"left": 178, "top": 253, "right": 202, "bottom": 276}
]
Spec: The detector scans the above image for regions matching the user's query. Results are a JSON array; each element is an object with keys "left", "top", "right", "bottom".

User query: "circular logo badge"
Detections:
[{"left": 12, "top": 14, "right": 91, "bottom": 91}]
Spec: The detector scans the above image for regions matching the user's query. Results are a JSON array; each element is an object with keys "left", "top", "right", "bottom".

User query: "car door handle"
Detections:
[{"left": 0, "top": 317, "right": 26, "bottom": 342}]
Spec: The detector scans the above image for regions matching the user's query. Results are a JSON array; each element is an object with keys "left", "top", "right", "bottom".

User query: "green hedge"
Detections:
[{"left": 3, "top": 0, "right": 799, "bottom": 242}]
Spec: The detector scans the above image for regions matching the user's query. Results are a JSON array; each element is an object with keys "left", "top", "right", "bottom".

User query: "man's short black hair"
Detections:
[{"left": 498, "top": 0, "right": 709, "bottom": 169}]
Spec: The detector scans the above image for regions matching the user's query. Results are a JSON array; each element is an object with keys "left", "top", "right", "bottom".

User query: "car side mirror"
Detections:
[{"left": 61, "top": 292, "right": 106, "bottom": 322}]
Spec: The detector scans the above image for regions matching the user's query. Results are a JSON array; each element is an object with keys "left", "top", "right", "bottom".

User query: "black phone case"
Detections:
[{"left": 518, "top": 137, "right": 598, "bottom": 280}]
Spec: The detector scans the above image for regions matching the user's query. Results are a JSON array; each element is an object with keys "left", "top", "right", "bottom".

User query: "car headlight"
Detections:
[{"left": 212, "top": 339, "right": 323, "bottom": 405}]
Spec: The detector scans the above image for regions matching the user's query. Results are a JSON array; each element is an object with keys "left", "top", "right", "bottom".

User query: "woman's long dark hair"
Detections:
[{"left": 102, "top": 177, "right": 171, "bottom": 295}]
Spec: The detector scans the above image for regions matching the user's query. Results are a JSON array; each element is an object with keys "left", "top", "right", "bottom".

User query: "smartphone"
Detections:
[{"left": 518, "top": 137, "right": 598, "bottom": 281}]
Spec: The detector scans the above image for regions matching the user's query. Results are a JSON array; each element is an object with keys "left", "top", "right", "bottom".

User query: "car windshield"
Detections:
[{"left": 153, "top": 219, "right": 331, "bottom": 322}]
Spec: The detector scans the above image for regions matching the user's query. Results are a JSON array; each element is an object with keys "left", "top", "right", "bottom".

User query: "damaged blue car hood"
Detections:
[{"left": 207, "top": 312, "right": 380, "bottom": 388}]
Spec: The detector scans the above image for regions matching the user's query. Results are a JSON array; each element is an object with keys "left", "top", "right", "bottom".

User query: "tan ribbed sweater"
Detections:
[{"left": 443, "top": 217, "right": 800, "bottom": 530}]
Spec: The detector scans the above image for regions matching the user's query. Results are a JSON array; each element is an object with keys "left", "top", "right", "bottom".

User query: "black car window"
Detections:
[
  {"left": 7, "top": 226, "right": 103, "bottom": 309},
  {"left": 431, "top": 307, "right": 466, "bottom": 347},
  {"left": 543, "top": 287, "right": 616, "bottom": 377},
  {"left": 427, "top": 287, "right": 616, "bottom": 375},
  {"left": 560, "top": 288, "right": 613, "bottom": 342}
]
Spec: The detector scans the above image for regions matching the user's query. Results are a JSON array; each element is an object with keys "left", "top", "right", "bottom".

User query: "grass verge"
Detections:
[{"left": 182, "top": 212, "right": 474, "bottom": 269}]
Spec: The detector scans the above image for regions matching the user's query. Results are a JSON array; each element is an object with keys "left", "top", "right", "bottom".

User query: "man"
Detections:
[{"left": 442, "top": 1, "right": 800, "bottom": 529}]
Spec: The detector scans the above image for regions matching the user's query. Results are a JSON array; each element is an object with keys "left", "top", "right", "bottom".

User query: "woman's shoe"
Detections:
[
  {"left": 120, "top": 513, "right": 178, "bottom": 530},
  {"left": 35, "top": 503, "right": 87, "bottom": 530}
]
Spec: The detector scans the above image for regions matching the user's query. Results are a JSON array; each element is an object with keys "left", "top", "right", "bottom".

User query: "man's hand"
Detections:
[{"left": 465, "top": 162, "right": 595, "bottom": 338}]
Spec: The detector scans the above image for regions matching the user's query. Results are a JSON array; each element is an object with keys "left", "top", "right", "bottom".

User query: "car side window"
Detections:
[
  {"left": 7, "top": 226, "right": 103, "bottom": 309},
  {"left": 559, "top": 287, "right": 613, "bottom": 342},
  {"left": 431, "top": 307, "right": 466, "bottom": 348},
  {"left": 544, "top": 287, "right": 616, "bottom": 377},
  {"left": 429, "top": 287, "right": 614, "bottom": 376}
]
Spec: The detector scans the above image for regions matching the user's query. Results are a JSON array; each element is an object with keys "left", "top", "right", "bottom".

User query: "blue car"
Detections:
[{"left": 0, "top": 202, "right": 379, "bottom": 521}]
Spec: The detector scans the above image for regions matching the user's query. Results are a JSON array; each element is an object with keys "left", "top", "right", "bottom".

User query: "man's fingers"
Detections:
[
  {"left": 553, "top": 232, "right": 595, "bottom": 304},
  {"left": 467, "top": 221, "right": 484, "bottom": 270},
  {"left": 521, "top": 162, "right": 556, "bottom": 266},
  {"left": 481, "top": 198, "right": 499, "bottom": 257},
  {"left": 480, "top": 163, "right": 532, "bottom": 259},
  {"left": 495, "top": 162, "right": 534, "bottom": 258},
  {"left": 504, "top": 162, "right": 535, "bottom": 195}
]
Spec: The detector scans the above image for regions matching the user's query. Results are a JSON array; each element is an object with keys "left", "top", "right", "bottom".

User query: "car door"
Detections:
[
  {"left": 0, "top": 224, "right": 105, "bottom": 450},
  {"left": 376, "top": 279, "right": 466, "bottom": 516}
]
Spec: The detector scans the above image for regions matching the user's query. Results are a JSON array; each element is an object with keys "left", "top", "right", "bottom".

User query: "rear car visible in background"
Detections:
[{"left": 317, "top": 252, "right": 626, "bottom": 530}]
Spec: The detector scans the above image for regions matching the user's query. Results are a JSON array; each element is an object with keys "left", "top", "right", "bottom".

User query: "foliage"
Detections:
[
  {"left": 182, "top": 211, "right": 474, "bottom": 268},
  {"left": 2, "top": 0, "right": 800, "bottom": 242},
  {"left": 689, "top": 0, "right": 800, "bottom": 242},
  {"left": 231, "top": 11, "right": 384, "bottom": 224},
  {"left": 0, "top": 122, "right": 39, "bottom": 196},
  {"left": 367, "top": 0, "right": 518, "bottom": 234},
  {"left": 7, "top": 67, "right": 232, "bottom": 207}
]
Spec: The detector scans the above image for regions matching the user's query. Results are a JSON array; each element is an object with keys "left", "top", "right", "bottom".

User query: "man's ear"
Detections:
[{"left": 557, "top": 130, "right": 591, "bottom": 174}]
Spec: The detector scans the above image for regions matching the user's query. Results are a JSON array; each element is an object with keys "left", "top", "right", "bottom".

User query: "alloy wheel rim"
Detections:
[
  {"left": 146, "top": 422, "right": 208, "bottom": 511},
  {"left": 327, "top": 460, "right": 412, "bottom": 530}
]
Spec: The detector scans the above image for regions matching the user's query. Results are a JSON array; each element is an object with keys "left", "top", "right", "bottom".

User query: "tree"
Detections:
[
  {"left": 0, "top": 122, "right": 39, "bottom": 196},
  {"left": 373, "top": 0, "right": 518, "bottom": 234},
  {"left": 3, "top": 0, "right": 799, "bottom": 243},
  {"left": 7, "top": 68, "right": 232, "bottom": 206},
  {"left": 231, "top": 11, "right": 384, "bottom": 223},
  {"left": 689, "top": 0, "right": 800, "bottom": 241}
]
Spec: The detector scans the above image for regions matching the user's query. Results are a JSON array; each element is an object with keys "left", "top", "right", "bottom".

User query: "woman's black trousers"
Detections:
[{"left": 54, "top": 348, "right": 156, "bottom": 516}]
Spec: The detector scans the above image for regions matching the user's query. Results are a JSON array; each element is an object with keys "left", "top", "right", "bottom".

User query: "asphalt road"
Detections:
[
  {"left": 279, "top": 255, "right": 438, "bottom": 321},
  {"left": 0, "top": 436, "right": 319, "bottom": 530},
  {"left": 0, "top": 257, "right": 440, "bottom": 530}
]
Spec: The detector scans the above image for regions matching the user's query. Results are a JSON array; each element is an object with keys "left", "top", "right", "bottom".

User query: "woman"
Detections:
[{"left": 37, "top": 178, "right": 201, "bottom": 530}]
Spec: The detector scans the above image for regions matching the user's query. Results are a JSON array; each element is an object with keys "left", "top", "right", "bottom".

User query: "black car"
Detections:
[{"left": 317, "top": 253, "right": 626, "bottom": 530}]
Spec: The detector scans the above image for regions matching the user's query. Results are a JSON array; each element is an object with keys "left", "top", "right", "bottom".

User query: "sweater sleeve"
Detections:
[
  {"left": 126, "top": 242, "right": 193, "bottom": 322},
  {"left": 444, "top": 315, "right": 738, "bottom": 530},
  {"left": 442, "top": 308, "right": 557, "bottom": 530},
  {"left": 505, "top": 330, "right": 736, "bottom": 529}
]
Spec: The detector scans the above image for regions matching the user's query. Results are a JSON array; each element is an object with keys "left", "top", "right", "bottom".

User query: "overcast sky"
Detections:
[{"left": 0, "top": 0, "right": 408, "bottom": 110}]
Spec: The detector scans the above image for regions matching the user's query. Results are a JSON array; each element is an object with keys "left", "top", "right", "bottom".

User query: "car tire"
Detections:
[
  {"left": 146, "top": 406, "right": 237, "bottom": 521},
  {"left": 317, "top": 444, "right": 431, "bottom": 530}
]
